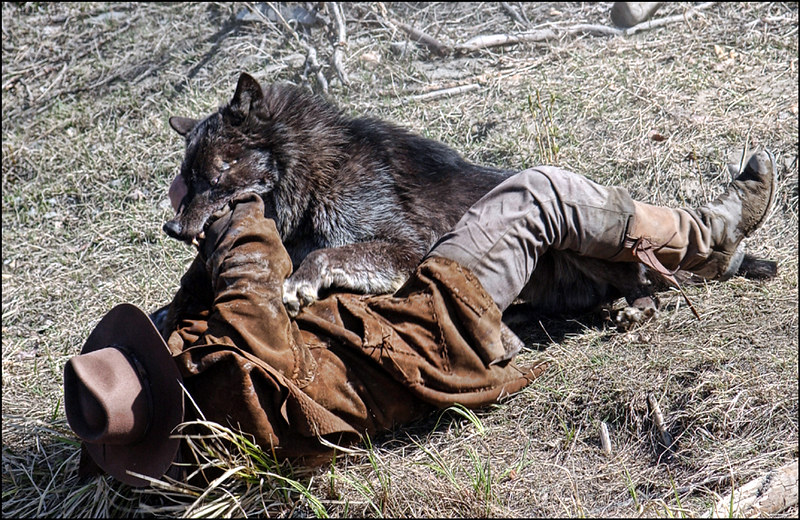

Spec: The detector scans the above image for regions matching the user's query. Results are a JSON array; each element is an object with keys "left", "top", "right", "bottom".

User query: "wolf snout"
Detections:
[{"left": 163, "top": 220, "right": 184, "bottom": 240}]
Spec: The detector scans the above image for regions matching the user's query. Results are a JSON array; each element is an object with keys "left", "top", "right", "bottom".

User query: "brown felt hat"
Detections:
[{"left": 64, "top": 303, "right": 184, "bottom": 487}]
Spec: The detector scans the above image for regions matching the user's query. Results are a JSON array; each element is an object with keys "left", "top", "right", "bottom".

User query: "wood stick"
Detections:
[
  {"left": 391, "top": 19, "right": 450, "bottom": 56},
  {"left": 406, "top": 83, "right": 480, "bottom": 102},
  {"left": 710, "top": 459, "right": 798, "bottom": 517},
  {"left": 647, "top": 393, "right": 673, "bottom": 451},
  {"left": 599, "top": 421, "right": 612, "bottom": 456},
  {"left": 563, "top": 24, "right": 625, "bottom": 37},
  {"left": 330, "top": 2, "right": 350, "bottom": 86},
  {"left": 263, "top": 2, "right": 300, "bottom": 43},
  {"left": 455, "top": 29, "right": 556, "bottom": 52},
  {"left": 301, "top": 43, "right": 328, "bottom": 93},
  {"left": 454, "top": 2, "right": 718, "bottom": 52},
  {"left": 500, "top": 2, "right": 526, "bottom": 26}
]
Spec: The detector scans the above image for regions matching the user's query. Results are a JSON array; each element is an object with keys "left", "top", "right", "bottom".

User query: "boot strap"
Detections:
[{"left": 623, "top": 236, "right": 701, "bottom": 320}]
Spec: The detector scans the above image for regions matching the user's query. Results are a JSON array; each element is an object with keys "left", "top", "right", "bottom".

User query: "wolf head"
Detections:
[{"left": 164, "top": 72, "right": 346, "bottom": 242}]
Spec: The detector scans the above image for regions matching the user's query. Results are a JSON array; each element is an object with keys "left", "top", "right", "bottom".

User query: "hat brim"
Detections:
[{"left": 79, "top": 303, "right": 184, "bottom": 487}]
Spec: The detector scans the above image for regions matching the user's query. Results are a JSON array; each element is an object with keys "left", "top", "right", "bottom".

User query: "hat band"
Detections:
[{"left": 121, "top": 346, "right": 155, "bottom": 441}]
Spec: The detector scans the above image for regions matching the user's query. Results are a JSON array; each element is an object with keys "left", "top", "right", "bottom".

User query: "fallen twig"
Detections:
[
  {"left": 249, "top": 3, "right": 328, "bottom": 93},
  {"left": 599, "top": 421, "right": 612, "bottom": 456},
  {"left": 263, "top": 1, "right": 300, "bottom": 43},
  {"left": 455, "top": 2, "right": 717, "bottom": 52},
  {"left": 329, "top": 2, "right": 350, "bottom": 86},
  {"left": 405, "top": 83, "right": 480, "bottom": 103},
  {"left": 500, "top": 2, "right": 527, "bottom": 26},
  {"left": 391, "top": 19, "right": 450, "bottom": 56},
  {"left": 647, "top": 392, "right": 675, "bottom": 458},
  {"left": 709, "top": 459, "right": 798, "bottom": 517},
  {"left": 562, "top": 24, "right": 626, "bottom": 37},
  {"left": 301, "top": 42, "right": 328, "bottom": 93},
  {"left": 456, "top": 29, "right": 556, "bottom": 53}
]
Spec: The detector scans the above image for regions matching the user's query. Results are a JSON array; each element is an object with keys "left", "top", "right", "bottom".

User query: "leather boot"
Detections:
[{"left": 613, "top": 150, "right": 776, "bottom": 280}]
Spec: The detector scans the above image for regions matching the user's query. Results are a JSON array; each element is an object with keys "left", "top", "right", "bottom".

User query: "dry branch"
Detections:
[
  {"left": 647, "top": 393, "right": 674, "bottom": 454},
  {"left": 329, "top": 2, "right": 350, "bottom": 86},
  {"left": 500, "top": 2, "right": 527, "bottom": 26},
  {"left": 599, "top": 421, "right": 612, "bottom": 456},
  {"left": 248, "top": 2, "right": 330, "bottom": 92},
  {"left": 262, "top": 1, "right": 300, "bottom": 42},
  {"left": 391, "top": 19, "right": 450, "bottom": 56},
  {"left": 301, "top": 42, "right": 328, "bottom": 93},
  {"left": 710, "top": 459, "right": 798, "bottom": 517},
  {"left": 563, "top": 24, "right": 627, "bottom": 37},
  {"left": 405, "top": 83, "right": 480, "bottom": 103},
  {"left": 455, "top": 29, "right": 557, "bottom": 52},
  {"left": 455, "top": 2, "right": 717, "bottom": 52}
]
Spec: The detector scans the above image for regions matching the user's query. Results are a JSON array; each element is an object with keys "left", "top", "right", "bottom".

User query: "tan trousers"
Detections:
[{"left": 427, "top": 166, "right": 723, "bottom": 311}]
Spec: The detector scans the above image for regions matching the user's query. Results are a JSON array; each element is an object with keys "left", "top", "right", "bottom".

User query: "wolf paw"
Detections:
[
  {"left": 615, "top": 296, "right": 657, "bottom": 331},
  {"left": 282, "top": 276, "right": 320, "bottom": 317}
]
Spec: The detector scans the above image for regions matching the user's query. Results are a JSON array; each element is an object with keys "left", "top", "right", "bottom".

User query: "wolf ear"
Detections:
[
  {"left": 169, "top": 116, "right": 199, "bottom": 136},
  {"left": 228, "top": 72, "right": 263, "bottom": 120}
]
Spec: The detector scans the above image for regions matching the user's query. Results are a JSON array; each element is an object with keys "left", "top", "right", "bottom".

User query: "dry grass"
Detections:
[{"left": 2, "top": 2, "right": 797, "bottom": 517}]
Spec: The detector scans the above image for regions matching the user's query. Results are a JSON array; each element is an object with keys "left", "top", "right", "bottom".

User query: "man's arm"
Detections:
[{"left": 175, "top": 194, "right": 315, "bottom": 383}]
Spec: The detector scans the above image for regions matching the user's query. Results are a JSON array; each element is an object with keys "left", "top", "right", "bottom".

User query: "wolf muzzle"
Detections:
[{"left": 163, "top": 220, "right": 184, "bottom": 240}]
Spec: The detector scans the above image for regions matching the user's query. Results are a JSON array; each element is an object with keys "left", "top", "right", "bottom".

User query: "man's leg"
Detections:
[
  {"left": 427, "top": 151, "right": 776, "bottom": 312},
  {"left": 426, "top": 165, "right": 637, "bottom": 311}
]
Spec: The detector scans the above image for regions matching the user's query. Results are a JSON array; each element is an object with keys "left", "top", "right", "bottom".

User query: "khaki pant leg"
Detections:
[{"left": 427, "top": 167, "right": 636, "bottom": 311}]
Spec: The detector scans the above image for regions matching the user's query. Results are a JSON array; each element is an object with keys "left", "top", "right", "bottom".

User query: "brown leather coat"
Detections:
[{"left": 163, "top": 195, "right": 547, "bottom": 461}]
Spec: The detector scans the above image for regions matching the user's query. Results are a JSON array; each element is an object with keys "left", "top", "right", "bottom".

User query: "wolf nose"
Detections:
[{"left": 163, "top": 220, "right": 183, "bottom": 239}]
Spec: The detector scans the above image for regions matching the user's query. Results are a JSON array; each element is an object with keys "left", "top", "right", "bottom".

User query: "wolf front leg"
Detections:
[{"left": 282, "top": 241, "right": 420, "bottom": 317}]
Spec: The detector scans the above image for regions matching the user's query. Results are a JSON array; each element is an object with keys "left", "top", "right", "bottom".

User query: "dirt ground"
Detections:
[{"left": 2, "top": 2, "right": 797, "bottom": 517}]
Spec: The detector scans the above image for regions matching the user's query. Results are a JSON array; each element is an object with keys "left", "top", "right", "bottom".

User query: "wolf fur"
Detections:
[{"left": 165, "top": 72, "right": 775, "bottom": 323}]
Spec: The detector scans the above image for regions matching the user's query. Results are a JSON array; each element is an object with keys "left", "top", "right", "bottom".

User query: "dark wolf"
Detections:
[{"left": 164, "top": 73, "right": 775, "bottom": 324}]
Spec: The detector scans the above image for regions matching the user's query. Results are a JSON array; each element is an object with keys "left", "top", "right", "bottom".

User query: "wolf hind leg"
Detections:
[{"left": 516, "top": 251, "right": 658, "bottom": 328}]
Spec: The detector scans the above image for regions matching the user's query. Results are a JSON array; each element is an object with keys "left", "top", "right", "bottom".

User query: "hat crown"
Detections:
[
  {"left": 64, "top": 347, "right": 151, "bottom": 445},
  {"left": 63, "top": 303, "right": 184, "bottom": 487}
]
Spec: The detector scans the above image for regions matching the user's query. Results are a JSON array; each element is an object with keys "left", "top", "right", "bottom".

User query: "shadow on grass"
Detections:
[{"left": 503, "top": 303, "right": 614, "bottom": 349}]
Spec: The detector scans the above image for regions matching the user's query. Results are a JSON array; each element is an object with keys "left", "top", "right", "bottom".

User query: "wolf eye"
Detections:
[
  {"left": 211, "top": 175, "right": 221, "bottom": 186},
  {"left": 220, "top": 159, "right": 238, "bottom": 172}
]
